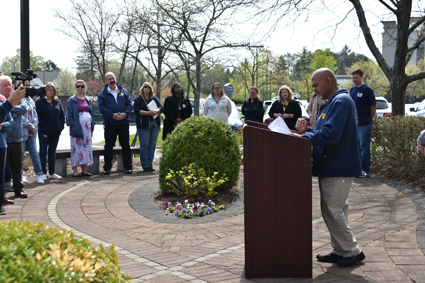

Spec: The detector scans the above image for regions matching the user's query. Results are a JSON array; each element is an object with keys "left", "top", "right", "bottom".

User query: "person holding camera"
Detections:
[
  {"left": 0, "top": 75, "right": 28, "bottom": 199},
  {"left": 35, "top": 82, "right": 65, "bottom": 180}
]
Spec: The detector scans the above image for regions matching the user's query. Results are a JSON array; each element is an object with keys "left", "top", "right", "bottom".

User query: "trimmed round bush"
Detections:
[
  {"left": 0, "top": 220, "right": 129, "bottom": 282},
  {"left": 159, "top": 116, "right": 242, "bottom": 193}
]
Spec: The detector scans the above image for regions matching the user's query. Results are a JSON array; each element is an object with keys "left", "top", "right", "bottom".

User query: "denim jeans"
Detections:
[
  {"left": 357, "top": 124, "right": 372, "bottom": 174},
  {"left": 22, "top": 135, "right": 43, "bottom": 175},
  {"left": 138, "top": 120, "right": 160, "bottom": 169},
  {"left": 38, "top": 133, "right": 60, "bottom": 175}
]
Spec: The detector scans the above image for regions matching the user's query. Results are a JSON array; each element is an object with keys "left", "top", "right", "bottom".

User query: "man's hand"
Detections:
[
  {"left": 296, "top": 118, "right": 308, "bottom": 133},
  {"left": 8, "top": 85, "right": 26, "bottom": 106},
  {"left": 30, "top": 125, "right": 36, "bottom": 133},
  {"left": 0, "top": 124, "right": 3, "bottom": 131}
]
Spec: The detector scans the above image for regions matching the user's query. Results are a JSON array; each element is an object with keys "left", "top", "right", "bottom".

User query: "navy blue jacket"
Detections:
[
  {"left": 0, "top": 101, "right": 13, "bottom": 124},
  {"left": 0, "top": 103, "right": 14, "bottom": 149},
  {"left": 98, "top": 84, "right": 132, "bottom": 125},
  {"left": 35, "top": 97, "right": 65, "bottom": 136},
  {"left": 302, "top": 89, "right": 361, "bottom": 177},
  {"left": 133, "top": 95, "right": 163, "bottom": 129},
  {"left": 66, "top": 95, "right": 95, "bottom": 139}
]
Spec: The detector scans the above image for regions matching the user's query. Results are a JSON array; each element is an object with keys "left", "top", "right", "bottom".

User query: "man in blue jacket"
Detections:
[
  {"left": 98, "top": 72, "right": 133, "bottom": 174},
  {"left": 295, "top": 68, "right": 365, "bottom": 267}
]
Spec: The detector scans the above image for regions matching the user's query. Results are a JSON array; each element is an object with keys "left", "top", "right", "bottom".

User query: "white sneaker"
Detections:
[
  {"left": 22, "top": 175, "right": 28, "bottom": 184},
  {"left": 37, "top": 175, "right": 45, "bottom": 184},
  {"left": 5, "top": 182, "right": 13, "bottom": 192},
  {"left": 0, "top": 207, "right": 6, "bottom": 215},
  {"left": 43, "top": 174, "right": 48, "bottom": 181},
  {"left": 48, "top": 173, "right": 62, "bottom": 180}
]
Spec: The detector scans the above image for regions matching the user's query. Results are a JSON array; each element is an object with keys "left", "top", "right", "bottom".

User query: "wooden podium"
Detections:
[{"left": 244, "top": 121, "right": 312, "bottom": 278}]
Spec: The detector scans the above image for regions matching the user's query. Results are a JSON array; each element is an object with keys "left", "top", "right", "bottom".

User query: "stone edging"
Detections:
[
  {"left": 128, "top": 180, "right": 244, "bottom": 224},
  {"left": 373, "top": 176, "right": 425, "bottom": 255}
]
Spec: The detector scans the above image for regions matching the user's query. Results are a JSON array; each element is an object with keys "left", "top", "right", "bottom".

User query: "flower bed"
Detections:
[{"left": 164, "top": 200, "right": 224, "bottom": 218}]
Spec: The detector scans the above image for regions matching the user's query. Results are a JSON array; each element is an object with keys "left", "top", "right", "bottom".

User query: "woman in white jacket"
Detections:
[{"left": 203, "top": 82, "right": 232, "bottom": 123}]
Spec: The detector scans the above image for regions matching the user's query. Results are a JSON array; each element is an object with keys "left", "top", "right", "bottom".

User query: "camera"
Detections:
[{"left": 12, "top": 69, "right": 46, "bottom": 98}]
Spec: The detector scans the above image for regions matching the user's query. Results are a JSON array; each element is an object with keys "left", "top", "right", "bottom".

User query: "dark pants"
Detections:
[
  {"left": 0, "top": 151, "right": 6, "bottom": 207},
  {"left": 39, "top": 133, "right": 60, "bottom": 175},
  {"left": 103, "top": 123, "right": 132, "bottom": 171},
  {"left": 6, "top": 142, "right": 24, "bottom": 194}
]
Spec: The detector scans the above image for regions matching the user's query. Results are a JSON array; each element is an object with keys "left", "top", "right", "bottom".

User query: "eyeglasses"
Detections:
[
  {"left": 144, "top": 86, "right": 151, "bottom": 89},
  {"left": 76, "top": 85, "right": 85, "bottom": 88},
  {"left": 213, "top": 87, "right": 221, "bottom": 90}
]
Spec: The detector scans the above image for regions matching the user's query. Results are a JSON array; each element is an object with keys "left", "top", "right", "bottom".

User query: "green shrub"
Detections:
[
  {"left": 371, "top": 116, "right": 425, "bottom": 170},
  {"left": 165, "top": 163, "right": 228, "bottom": 197},
  {"left": 0, "top": 220, "right": 130, "bottom": 283},
  {"left": 159, "top": 116, "right": 242, "bottom": 194}
]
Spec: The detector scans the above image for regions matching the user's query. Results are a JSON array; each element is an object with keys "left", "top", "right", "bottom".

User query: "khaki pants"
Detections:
[{"left": 319, "top": 177, "right": 360, "bottom": 257}]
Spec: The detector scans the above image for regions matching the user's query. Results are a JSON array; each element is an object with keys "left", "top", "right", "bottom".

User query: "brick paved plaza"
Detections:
[{"left": 1, "top": 169, "right": 425, "bottom": 282}]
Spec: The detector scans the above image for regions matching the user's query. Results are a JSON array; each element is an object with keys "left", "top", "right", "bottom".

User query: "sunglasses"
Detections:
[
  {"left": 144, "top": 86, "right": 151, "bottom": 89},
  {"left": 76, "top": 85, "right": 85, "bottom": 88}
]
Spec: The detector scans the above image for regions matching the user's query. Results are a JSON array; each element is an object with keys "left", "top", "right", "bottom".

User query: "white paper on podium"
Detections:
[
  {"left": 268, "top": 117, "right": 291, "bottom": 134},
  {"left": 147, "top": 100, "right": 159, "bottom": 119}
]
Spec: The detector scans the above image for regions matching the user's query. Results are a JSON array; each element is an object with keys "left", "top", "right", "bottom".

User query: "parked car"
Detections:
[
  {"left": 375, "top": 96, "right": 391, "bottom": 117},
  {"left": 263, "top": 100, "right": 273, "bottom": 115},
  {"left": 228, "top": 100, "right": 243, "bottom": 130},
  {"left": 189, "top": 98, "right": 205, "bottom": 116},
  {"left": 408, "top": 100, "right": 425, "bottom": 117},
  {"left": 405, "top": 103, "right": 417, "bottom": 116}
]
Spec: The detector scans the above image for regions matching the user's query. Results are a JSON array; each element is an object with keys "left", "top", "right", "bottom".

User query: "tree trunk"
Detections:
[
  {"left": 390, "top": 74, "right": 407, "bottom": 116},
  {"left": 194, "top": 56, "right": 201, "bottom": 116}
]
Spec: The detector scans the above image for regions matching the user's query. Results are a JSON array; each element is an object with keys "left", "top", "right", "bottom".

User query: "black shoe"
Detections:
[
  {"left": 104, "top": 170, "right": 110, "bottom": 175},
  {"left": 144, "top": 167, "right": 155, "bottom": 171},
  {"left": 317, "top": 252, "right": 343, "bottom": 263},
  {"left": 15, "top": 191, "right": 28, "bottom": 199},
  {"left": 81, "top": 172, "right": 93, "bottom": 176},
  {"left": 3, "top": 198, "right": 14, "bottom": 205},
  {"left": 337, "top": 251, "right": 365, "bottom": 267},
  {"left": 126, "top": 169, "right": 132, "bottom": 174}
]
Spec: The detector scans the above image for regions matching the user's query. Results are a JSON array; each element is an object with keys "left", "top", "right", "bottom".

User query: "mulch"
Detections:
[{"left": 371, "top": 162, "right": 425, "bottom": 193}]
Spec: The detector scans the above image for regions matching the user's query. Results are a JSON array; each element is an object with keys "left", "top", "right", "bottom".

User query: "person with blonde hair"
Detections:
[
  {"left": 268, "top": 85, "right": 301, "bottom": 130},
  {"left": 133, "top": 82, "right": 163, "bottom": 171},
  {"left": 35, "top": 82, "right": 65, "bottom": 180},
  {"left": 66, "top": 80, "right": 95, "bottom": 177},
  {"left": 204, "top": 82, "right": 232, "bottom": 123}
]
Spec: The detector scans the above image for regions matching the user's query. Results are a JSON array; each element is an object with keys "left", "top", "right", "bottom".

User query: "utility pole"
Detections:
[{"left": 21, "top": 0, "right": 30, "bottom": 72}]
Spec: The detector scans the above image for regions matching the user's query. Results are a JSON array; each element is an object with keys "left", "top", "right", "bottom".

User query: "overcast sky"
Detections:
[{"left": 1, "top": 0, "right": 387, "bottom": 73}]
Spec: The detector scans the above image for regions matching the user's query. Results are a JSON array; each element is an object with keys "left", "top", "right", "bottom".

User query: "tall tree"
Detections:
[
  {"left": 153, "top": 0, "right": 255, "bottom": 116},
  {"left": 55, "top": 0, "right": 122, "bottom": 81},
  {"left": 332, "top": 45, "right": 367, "bottom": 74},
  {"left": 53, "top": 69, "right": 76, "bottom": 96},
  {"left": 348, "top": 0, "right": 425, "bottom": 115}
]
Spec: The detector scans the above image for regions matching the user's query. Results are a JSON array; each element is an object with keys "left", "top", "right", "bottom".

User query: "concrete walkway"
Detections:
[{"left": 1, "top": 169, "right": 425, "bottom": 282}]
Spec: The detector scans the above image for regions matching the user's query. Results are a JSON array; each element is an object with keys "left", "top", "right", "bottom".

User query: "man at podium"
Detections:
[{"left": 295, "top": 68, "right": 365, "bottom": 268}]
